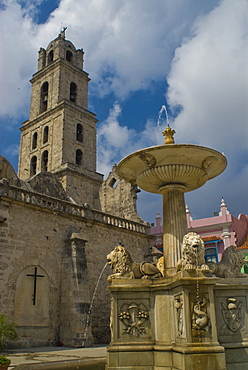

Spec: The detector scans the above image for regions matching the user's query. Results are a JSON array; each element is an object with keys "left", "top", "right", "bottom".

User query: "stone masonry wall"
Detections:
[{"left": 0, "top": 187, "right": 150, "bottom": 348}]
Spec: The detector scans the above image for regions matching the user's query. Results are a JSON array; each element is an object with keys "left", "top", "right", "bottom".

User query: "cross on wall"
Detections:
[{"left": 26, "top": 267, "right": 45, "bottom": 305}]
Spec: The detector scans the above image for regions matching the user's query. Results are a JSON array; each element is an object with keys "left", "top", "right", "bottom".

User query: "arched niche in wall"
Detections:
[{"left": 14, "top": 265, "right": 50, "bottom": 326}]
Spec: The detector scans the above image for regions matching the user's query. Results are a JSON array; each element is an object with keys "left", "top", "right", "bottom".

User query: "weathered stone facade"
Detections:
[
  {"left": 99, "top": 164, "right": 143, "bottom": 223},
  {"left": 0, "top": 31, "right": 151, "bottom": 348}
]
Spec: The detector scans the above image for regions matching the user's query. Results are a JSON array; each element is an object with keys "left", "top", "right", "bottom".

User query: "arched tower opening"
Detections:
[
  {"left": 48, "top": 50, "right": 54, "bottom": 64},
  {"left": 40, "top": 82, "right": 48, "bottom": 113},
  {"left": 70, "top": 82, "right": 77, "bottom": 103}
]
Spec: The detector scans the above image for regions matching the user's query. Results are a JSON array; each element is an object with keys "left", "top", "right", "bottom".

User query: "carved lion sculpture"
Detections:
[
  {"left": 177, "top": 232, "right": 210, "bottom": 272},
  {"left": 207, "top": 245, "right": 247, "bottom": 278},
  {"left": 106, "top": 245, "right": 162, "bottom": 282}
]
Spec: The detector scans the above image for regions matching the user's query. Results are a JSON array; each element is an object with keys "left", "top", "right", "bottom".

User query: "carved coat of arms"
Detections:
[
  {"left": 221, "top": 298, "right": 244, "bottom": 332},
  {"left": 119, "top": 302, "right": 149, "bottom": 337}
]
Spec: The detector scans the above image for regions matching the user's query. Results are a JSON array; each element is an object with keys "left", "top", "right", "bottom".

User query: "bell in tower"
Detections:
[{"left": 18, "top": 30, "right": 103, "bottom": 209}]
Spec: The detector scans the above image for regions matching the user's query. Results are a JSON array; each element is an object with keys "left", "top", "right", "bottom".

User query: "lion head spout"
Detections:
[
  {"left": 177, "top": 232, "right": 210, "bottom": 273},
  {"left": 107, "top": 245, "right": 133, "bottom": 275}
]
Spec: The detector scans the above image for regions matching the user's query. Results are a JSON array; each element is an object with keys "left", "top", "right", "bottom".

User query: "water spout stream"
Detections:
[{"left": 82, "top": 262, "right": 108, "bottom": 346}]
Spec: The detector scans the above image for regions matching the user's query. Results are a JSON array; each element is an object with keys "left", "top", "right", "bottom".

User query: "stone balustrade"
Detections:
[{"left": 4, "top": 185, "right": 149, "bottom": 234}]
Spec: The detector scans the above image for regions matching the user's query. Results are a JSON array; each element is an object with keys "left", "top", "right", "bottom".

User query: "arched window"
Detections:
[
  {"left": 48, "top": 50, "right": 54, "bottom": 63},
  {"left": 66, "top": 50, "right": 73, "bottom": 62},
  {"left": 43, "top": 126, "right": 49, "bottom": 144},
  {"left": 76, "top": 124, "right": 83, "bottom": 142},
  {"left": 40, "top": 82, "right": 49, "bottom": 113},
  {"left": 70, "top": 82, "right": 77, "bottom": 103},
  {"left": 30, "top": 156, "right": 37, "bottom": 176},
  {"left": 76, "top": 149, "right": 82, "bottom": 166},
  {"left": 32, "top": 132, "right": 38, "bottom": 149},
  {"left": 42, "top": 150, "right": 48, "bottom": 172}
]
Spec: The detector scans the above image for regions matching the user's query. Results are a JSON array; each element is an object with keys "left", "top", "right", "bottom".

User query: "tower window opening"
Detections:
[
  {"left": 43, "top": 126, "right": 49, "bottom": 144},
  {"left": 66, "top": 50, "right": 73, "bottom": 62},
  {"left": 70, "top": 82, "right": 77, "bottom": 103},
  {"left": 42, "top": 150, "right": 48, "bottom": 172},
  {"left": 48, "top": 50, "right": 54, "bottom": 63},
  {"left": 32, "top": 132, "right": 38, "bottom": 149},
  {"left": 76, "top": 124, "right": 83, "bottom": 142},
  {"left": 76, "top": 149, "right": 83, "bottom": 166},
  {"left": 40, "top": 81, "right": 49, "bottom": 113},
  {"left": 30, "top": 156, "right": 37, "bottom": 176}
]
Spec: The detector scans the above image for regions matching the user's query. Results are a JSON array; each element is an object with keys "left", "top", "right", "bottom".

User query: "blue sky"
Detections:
[{"left": 0, "top": 0, "right": 247, "bottom": 223}]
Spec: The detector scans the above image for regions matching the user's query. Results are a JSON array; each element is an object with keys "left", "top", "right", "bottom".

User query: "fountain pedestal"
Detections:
[
  {"left": 106, "top": 129, "right": 248, "bottom": 369},
  {"left": 106, "top": 274, "right": 248, "bottom": 370},
  {"left": 106, "top": 274, "right": 230, "bottom": 370},
  {"left": 160, "top": 184, "right": 188, "bottom": 276}
]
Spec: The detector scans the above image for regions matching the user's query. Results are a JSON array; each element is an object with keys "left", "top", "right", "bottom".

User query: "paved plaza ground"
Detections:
[{"left": 2, "top": 345, "right": 107, "bottom": 369}]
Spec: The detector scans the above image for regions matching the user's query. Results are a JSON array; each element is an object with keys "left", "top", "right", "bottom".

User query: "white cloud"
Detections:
[
  {"left": 167, "top": 0, "right": 248, "bottom": 149},
  {"left": 97, "top": 102, "right": 159, "bottom": 176},
  {"left": 166, "top": 0, "right": 248, "bottom": 218},
  {"left": 0, "top": 1, "right": 38, "bottom": 117},
  {"left": 0, "top": 0, "right": 219, "bottom": 120},
  {"left": 98, "top": 103, "right": 130, "bottom": 147}
]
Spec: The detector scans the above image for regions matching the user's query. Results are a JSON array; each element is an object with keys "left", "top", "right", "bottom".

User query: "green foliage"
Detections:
[
  {"left": 0, "top": 355, "right": 11, "bottom": 366},
  {"left": 0, "top": 314, "right": 18, "bottom": 350}
]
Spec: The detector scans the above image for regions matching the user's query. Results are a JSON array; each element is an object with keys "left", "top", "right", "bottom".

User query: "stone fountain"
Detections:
[{"left": 106, "top": 127, "right": 248, "bottom": 370}]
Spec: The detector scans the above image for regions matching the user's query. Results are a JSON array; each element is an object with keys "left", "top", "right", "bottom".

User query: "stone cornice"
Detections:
[
  {"left": 52, "top": 166, "right": 103, "bottom": 183},
  {"left": 30, "top": 58, "right": 89, "bottom": 83},
  {"left": 20, "top": 101, "right": 97, "bottom": 130}
]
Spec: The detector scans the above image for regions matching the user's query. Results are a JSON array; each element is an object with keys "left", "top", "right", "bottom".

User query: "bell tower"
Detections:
[{"left": 18, "top": 29, "right": 103, "bottom": 209}]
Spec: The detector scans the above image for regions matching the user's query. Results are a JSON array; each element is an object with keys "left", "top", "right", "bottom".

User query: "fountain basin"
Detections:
[{"left": 117, "top": 144, "right": 227, "bottom": 193}]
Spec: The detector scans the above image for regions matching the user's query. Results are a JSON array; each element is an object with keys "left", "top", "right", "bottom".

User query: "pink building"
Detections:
[{"left": 150, "top": 198, "right": 248, "bottom": 264}]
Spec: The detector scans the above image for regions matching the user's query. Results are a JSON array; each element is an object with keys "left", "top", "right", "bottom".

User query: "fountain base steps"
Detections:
[{"left": 106, "top": 273, "right": 248, "bottom": 370}]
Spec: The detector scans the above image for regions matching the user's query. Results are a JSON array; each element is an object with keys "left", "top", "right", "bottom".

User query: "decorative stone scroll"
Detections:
[
  {"left": 202, "top": 156, "right": 218, "bottom": 169},
  {"left": 119, "top": 302, "right": 149, "bottom": 337},
  {"left": 192, "top": 297, "right": 211, "bottom": 335},
  {"left": 139, "top": 152, "right": 156, "bottom": 167},
  {"left": 174, "top": 294, "right": 184, "bottom": 337}
]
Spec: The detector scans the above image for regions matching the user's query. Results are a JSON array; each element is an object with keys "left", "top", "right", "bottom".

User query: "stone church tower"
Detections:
[
  {"left": 18, "top": 29, "right": 103, "bottom": 208},
  {"left": 0, "top": 31, "right": 150, "bottom": 349}
]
